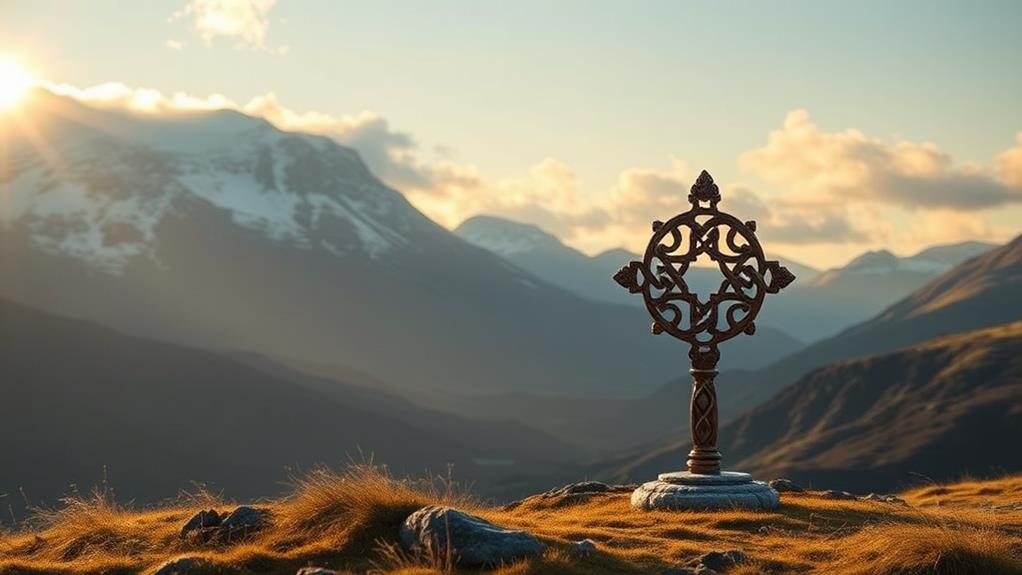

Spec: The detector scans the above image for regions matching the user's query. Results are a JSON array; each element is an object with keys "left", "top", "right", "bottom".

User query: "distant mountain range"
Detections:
[
  {"left": 456, "top": 214, "right": 819, "bottom": 311},
  {"left": 0, "top": 91, "right": 800, "bottom": 401},
  {"left": 456, "top": 215, "right": 997, "bottom": 343},
  {"left": 0, "top": 295, "right": 573, "bottom": 510},
  {"left": 591, "top": 234, "right": 1022, "bottom": 489}
]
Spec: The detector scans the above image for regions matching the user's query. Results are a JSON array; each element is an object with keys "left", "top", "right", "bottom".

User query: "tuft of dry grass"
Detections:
[{"left": 2, "top": 470, "right": 1021, "bottom": 574}]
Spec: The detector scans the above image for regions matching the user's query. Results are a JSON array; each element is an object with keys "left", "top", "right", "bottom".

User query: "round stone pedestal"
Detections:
[{"left": 631, "top": 471, "right": 779, "bottom": 510}]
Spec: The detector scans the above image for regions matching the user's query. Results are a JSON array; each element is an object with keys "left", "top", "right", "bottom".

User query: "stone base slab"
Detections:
[{"left": 631, "top": 470, "right": 779, "bottom": 511}]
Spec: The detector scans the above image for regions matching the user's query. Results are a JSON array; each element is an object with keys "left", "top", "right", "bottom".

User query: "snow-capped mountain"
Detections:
[
  {"left": 0, "top": 91, "right": 802, "bottom": 399},
  {"left": 3, "top": 90, "right": 426, "bottom": 272}
]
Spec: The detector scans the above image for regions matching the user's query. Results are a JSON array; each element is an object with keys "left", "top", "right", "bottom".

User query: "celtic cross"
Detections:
[{"left": 613, "top": 170, "right": 794, "bottom": 475}]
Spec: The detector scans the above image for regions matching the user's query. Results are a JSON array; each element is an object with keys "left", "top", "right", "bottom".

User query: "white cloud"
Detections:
[
  {"left": 995, "top": 131, "right": 1022, "bottom": 189},
  {"left": 165, "top": 40, "right": 185, "bottom": 51},
  {"left": 739, "top": 109, "right": 1022, "bottom": 210},
  {"left": 170, "top": 0, "right": 283, "bottom": 52}
]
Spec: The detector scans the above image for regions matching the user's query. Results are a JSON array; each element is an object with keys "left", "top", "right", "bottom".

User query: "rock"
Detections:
[
  {"left": 698, "top": 550, "right": 749, "bottom": 572},
  {"left": 180, "top": 509, "right": 221, "bottom": 539},
  {"left": 218, "top": 506, "right": 268, "bottom": 540},
  {"left": 661, "top": 568, "right": 698, "bottom": 575},
  {"left": 400, "top": 505, "right": 544, "bottom": 566},
  {"left": 821, "top": 489, "right": 858, "bottom": 500},
  {"left": 574, "top": 538, "right": 597, "bottom": 556},
  {"left": 151, "top": 556, "right": 209, "bottom": 575},
  {"left": 864, "top": 493, "right": 906, "bottom": 505},
  {"left": 543, "top": 481, "right": 633, "bottom": 498},
  {"left": 768, "top": 478, "right": 804, "bottom": 493},
  {"left": 295, "top": 568, "right": 337, "bottom": 575}
]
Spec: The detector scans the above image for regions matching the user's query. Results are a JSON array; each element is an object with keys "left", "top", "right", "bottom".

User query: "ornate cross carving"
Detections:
[{"left": 614, "top": 170, "right": 794, "bottom": 475}]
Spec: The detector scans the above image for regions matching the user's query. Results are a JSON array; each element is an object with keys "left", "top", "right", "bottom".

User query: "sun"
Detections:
[{"left": 0, "top": 55, "right": 35, "bottom": 111}]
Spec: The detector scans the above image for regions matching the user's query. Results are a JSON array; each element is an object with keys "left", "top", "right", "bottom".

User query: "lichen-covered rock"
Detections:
[
  {"left": 768, "top": 478, "right": 804, "bottom": 493},
  {"left": 151, "top": 556, "right": 209, "bottom": 575},
  {"left": 180, "top": 509, "right": 221, "bottom": 539},
  {"left": 399, "top": 505, "right": 544, "bottom": 566}
]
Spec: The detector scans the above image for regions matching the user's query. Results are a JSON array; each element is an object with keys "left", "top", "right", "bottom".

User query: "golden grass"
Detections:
[{"left": 2, "top": 470, "right": 1021, "bottom": 575}]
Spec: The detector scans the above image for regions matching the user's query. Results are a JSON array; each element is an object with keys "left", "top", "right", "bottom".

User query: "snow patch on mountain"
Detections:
[
  {"left": 0, "top": 96, "right": 434, "bottom": 271},
  {"left": 455, "top": 215, "right": 561, "bottom": 257}
]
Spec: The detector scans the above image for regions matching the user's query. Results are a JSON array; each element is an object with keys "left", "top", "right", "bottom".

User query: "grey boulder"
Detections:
[{"left": 400, "top": 505, "right": 544, "bottom": 566}]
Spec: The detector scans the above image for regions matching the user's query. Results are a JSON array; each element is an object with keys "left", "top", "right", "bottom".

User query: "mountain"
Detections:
[
  {"left": 730, "top": 233, "right": 1022, "bottom": 414},
  {"left": 0, "top": 91, "right": 802, "bottom": 399},
  {"left": 455, "top": 214, "right": 818, "bottom": 312},
  {"left": 589, "top": 234, "right": 1022, "bottom": 479},
  {"left": 0, "top": 295, "right": 572, "bottom": 511},
  {"left": 756, "top": 241, "right": 997, "bottom": 341},
  {"left": 603, "top": 321, "right": 1022, "bottom": 492}
]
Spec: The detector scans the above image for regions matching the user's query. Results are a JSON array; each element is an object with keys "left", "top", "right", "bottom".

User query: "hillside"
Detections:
[
  {"left": 722, "top": 233, "right": 1022, "bottom": 417},
  {"left": 603, "top": 321, "right": 1022, "bottom": 492},
  {"left": 2, "top": 467, "right": 1020, "bottom": 574},
  {"left": 0, "top": 91, "right": 800, "bottom": 399},
  {"left": 0, "top": 296, "right": 572, "bottom": 511}
]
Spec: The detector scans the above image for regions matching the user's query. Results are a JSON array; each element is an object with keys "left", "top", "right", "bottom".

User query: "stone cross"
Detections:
[{"left": 614, "top": 170, "right": 794, "bottom": 476}]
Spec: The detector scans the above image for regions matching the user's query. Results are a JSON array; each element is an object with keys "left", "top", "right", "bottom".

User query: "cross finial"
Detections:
[{"left": 613, "top": 169, "right": 794, "bottom": 475}]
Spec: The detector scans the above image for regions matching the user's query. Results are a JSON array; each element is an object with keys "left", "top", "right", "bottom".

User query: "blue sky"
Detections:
[{"left": 2, "top": 0, "right": 1021, "bottom": 266}]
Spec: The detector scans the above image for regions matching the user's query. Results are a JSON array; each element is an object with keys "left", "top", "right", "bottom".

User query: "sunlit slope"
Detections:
[{"left": 2, "top": 468, "right": 1020, "bottom": 574}]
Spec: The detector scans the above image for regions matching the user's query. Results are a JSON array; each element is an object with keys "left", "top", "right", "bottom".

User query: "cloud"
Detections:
[
  {"left": 170, "top": 0, "right": 284, "bottom": 52},
  {"left": 739, "top": 109, "right": 1022, "bottom": 210},
  {"left": 995, "top": 132, "right": 1022, "bottom": 189},
  {"left": 165, "top": 40, "right": 185, "bottom": 51}
]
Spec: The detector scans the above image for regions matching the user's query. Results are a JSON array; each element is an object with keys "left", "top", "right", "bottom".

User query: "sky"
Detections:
[{"left": 2, "top": 0, "right": 1022, "bottom": 268}]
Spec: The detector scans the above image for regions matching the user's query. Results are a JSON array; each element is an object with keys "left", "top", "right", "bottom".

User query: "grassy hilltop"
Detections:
[{"left": 2, "top": 467, "right": 1021, "bottom": 575}]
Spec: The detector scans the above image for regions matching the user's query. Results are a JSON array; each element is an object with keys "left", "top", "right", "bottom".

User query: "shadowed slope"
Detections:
[
  {"left": 0, "top": 297, "right": 570, "bottom": 511},
  {"left": 605, "top": 321, "right": 1022, "bottom": 492}
]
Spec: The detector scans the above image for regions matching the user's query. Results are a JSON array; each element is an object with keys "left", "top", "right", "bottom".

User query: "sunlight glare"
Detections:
[{"left": 0, "top": 56, "right": 35, "bottom": 111}]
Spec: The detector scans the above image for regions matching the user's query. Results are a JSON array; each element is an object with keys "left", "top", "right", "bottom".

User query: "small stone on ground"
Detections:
[
  {"left": 180, "top": 509, "right": 220, "bottom": 539},
  {"left": 822, "top": 489, "right": 858, "bottom": 500},
  {"left": 574, "top": 538, "right": 597, "bottom": 556},
  {"left": 769, "top": 478, "right": 804, "bottom": 493},
  {"left": 698, "top": 550, "right": 749, "bottom": 572}
]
